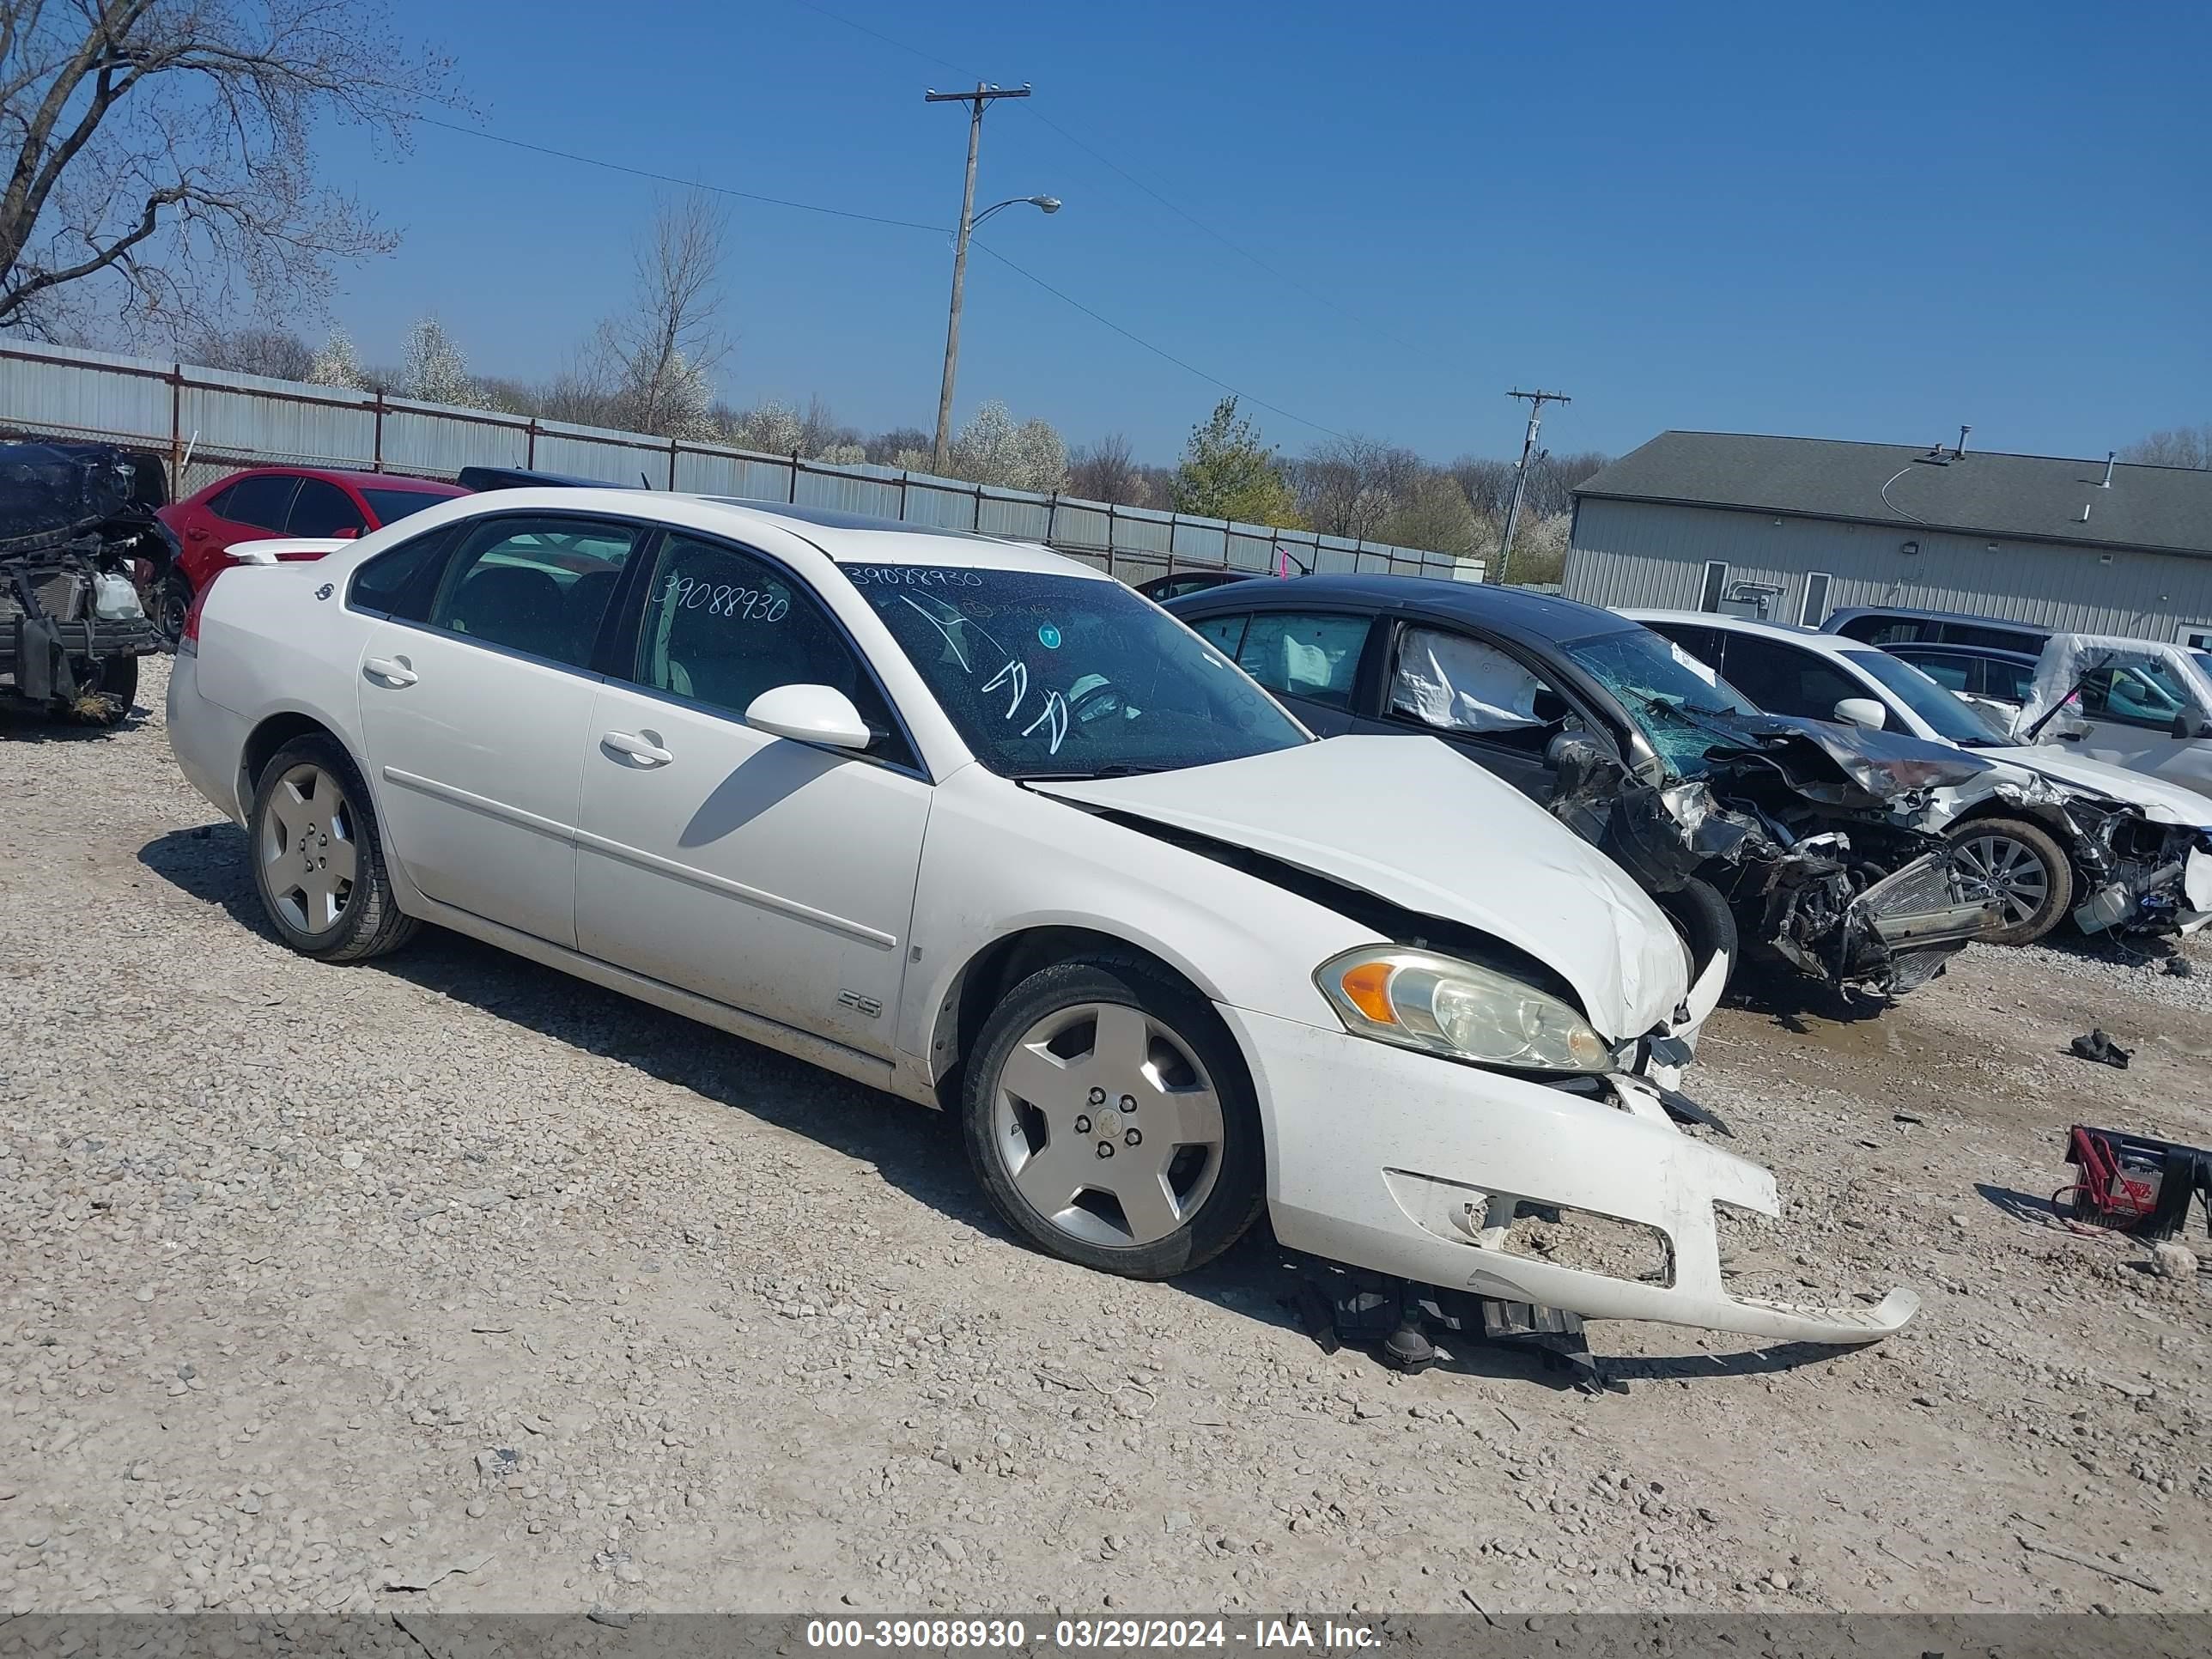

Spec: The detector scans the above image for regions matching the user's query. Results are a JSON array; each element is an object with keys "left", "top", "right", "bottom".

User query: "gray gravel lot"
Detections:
[{"left": 3, "top": 659, "right": 2208, "bottom": 1617}]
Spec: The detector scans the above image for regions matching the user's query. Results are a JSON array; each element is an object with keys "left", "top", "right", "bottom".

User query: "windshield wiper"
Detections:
[{"left": 1020, "top": 763, "right": 1170, "bottom": 781}]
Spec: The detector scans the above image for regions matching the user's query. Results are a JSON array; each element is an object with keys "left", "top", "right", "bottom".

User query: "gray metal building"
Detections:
[{"left": 1562, "top": 431, "right": 2212, "bottom": 648}]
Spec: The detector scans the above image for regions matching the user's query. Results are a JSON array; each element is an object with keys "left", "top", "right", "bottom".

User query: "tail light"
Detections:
[{"left": 179, "top": 577, "right": 212, "bottom": 653}]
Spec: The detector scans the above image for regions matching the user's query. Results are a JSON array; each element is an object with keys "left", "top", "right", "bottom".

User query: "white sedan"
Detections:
[{"left": 167, "top": 490, "right": 1915, "bottom": 1346}]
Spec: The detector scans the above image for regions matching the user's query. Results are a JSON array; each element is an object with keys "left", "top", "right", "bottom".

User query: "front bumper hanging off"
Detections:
[{"left": 1226, "top": 1005, "right": 1920, "bottom": 1347}]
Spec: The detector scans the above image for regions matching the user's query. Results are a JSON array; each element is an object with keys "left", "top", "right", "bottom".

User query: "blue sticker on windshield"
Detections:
[{"left": 1037, "top": 623, "right": 1062, "bottom": 649}]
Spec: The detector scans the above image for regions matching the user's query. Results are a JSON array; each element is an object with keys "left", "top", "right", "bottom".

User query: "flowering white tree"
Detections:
[
  {"left": 726, "top": 399, "right": 805, "bottom": 454},
  {"left": 306, "top": 328, "right": 368, "bottom": 390},
  {"left": 943, "top": 400, "right": 1068, "bottom": 492},
  {"left": 400, "top": 316, "right": 474, "bottom": 404}
]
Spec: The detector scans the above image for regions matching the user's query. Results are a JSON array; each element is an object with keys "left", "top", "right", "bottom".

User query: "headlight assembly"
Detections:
[{"left": 1316, "top": 946, "right": 1615, "bottom": 1073}]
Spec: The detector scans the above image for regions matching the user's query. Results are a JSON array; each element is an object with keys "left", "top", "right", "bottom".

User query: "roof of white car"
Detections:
[
  {"left": 1622, "top": 609, "right": 1869, "bottom": 659},
  {"left": 465, "top": 487, "right": 1096, "bottom": 578}
]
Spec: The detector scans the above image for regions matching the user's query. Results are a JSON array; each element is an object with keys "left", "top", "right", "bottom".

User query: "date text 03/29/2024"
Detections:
[{"left": 804, "top": 1620, "right": 1382, "bottom": 1651}]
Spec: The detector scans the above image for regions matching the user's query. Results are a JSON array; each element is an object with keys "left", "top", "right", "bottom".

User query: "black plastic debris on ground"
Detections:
[
  {"left": 2069, "top": 1029, "right": 2133, "bottom": 1069},
  {"left": 1284, "top": 1262, "right": 1621, "bottom": 1393}
]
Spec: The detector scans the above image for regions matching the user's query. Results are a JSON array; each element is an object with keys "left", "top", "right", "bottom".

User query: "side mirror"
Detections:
[
  {"left": 333, "top": 527, "right": 359, "bottom": 540},
  {"left": 1833, "top": 696, "right": 1887, "bottom": 731},
  {"left": 745, "top": 684, "right": 872, "bottom": 750}
]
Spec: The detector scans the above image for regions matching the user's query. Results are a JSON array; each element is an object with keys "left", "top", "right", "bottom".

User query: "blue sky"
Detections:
[{"left": 316, "top": 0, "right": 2210, "bottom": 467}]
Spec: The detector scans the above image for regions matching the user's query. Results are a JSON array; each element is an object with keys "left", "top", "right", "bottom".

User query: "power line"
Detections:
[
  {"left": 415, "top": 116, "right": 945, "bottom": 234},
  {"left": 415, "top": 113, "right": 1356, "bottom": 443},
  {"left": 968, "top": 241, "right": 1347, "bottom": 440},
  {"left": 787, "top": 0, "right": 973, "bottom": 78},
  {"left": 781, "top": 0, "right": 1438, "bottom": 371}
]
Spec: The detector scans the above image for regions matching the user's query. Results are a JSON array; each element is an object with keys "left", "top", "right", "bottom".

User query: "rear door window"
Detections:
[
  {"left": 286, "top": 477, "right": 368, "bottom": 538},
  {"left": 1941, "top": 622, "right": 2045, "bottom": 653},
  {"left": 1231, "top": 612, "right": 1372, "bottom": 710},
  {"left": 426, "top": 516, "right": 643, "bottom": 670},
  {"left": 1893, "top": 648, "right": 1974, "bottom": 692},
  {"left": 216, "top": 474, "right": 300, "bottom": 532},
  {"left": 1982, "top": 658, "right": 2033, "bottom": 703}
]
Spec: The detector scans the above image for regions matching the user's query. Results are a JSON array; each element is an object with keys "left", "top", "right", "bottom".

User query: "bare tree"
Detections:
[
  {"left": 184, "top": 323, "right": 313, "bottom": 379},
  {"left": 1294, "top": 435, "right": 1425, "bottom": 540},
  {"left": 598, "top": 191, "right": 729, "bottom": 438},
  {"left": 1446, "top": 454, "right": 1517, "bottom": 518},
  {"left": 1067, "top": 433, "right": 1147, "bottom": 505},
  {"left": 866, "top": 426, "right": 930, "bottom": 467},
  {"left": 1523, "top": 449, "right": 1607, "bottom": 520},
  {"left": 2120, "top": 426, "right": 2211, "bottom": 469},
  {"left": 1, "top": 0, "right": 461, "bottom": 337},
  {"left": 798, "top": 395, "right": 859, "bottom": 459}
]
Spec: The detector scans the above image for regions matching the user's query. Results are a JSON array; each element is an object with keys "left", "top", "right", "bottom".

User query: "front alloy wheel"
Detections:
[
  {"left": 994, "top": 1000, "right": 1227, "bottom": 1249},
  {"left": 964, "top": 959, "right": 1265, "bottom": 1279},
  {"left": 1947, "top": 817, "right": 2072, "bottom": 945}
]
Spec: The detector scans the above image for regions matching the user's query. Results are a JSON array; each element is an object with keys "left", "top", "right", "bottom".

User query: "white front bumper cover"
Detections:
[{"left": 1225, "top": 1004, "right": 1918, "bottom": 1346}]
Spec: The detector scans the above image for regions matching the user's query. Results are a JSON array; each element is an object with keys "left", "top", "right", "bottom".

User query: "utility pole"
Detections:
[
  {"left": 1494, "top": 387, "right": 1571, "bottom": 585},
  {"left": 927, "top": 82, "right": 1030, "bottom": 473}
]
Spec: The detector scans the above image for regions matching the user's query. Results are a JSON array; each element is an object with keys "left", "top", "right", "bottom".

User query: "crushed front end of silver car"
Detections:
[{"left": 1550, "top": 716, "right": 2006, "bottom": 997}]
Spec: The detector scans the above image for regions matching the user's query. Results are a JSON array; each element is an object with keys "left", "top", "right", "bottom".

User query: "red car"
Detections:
[{"left": 155, "top": 466, "right": 465, "bottom": 635}]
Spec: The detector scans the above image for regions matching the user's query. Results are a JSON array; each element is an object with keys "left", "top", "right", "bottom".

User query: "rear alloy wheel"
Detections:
[
  {"left": 963, "top": 959, "right": 1265, "bottom": 1279},
  {"left": 249, "top": 734, "right": 418, "bottom": 962},
  {"left": 1946, "top": 817, "right": 2072, "bottom": 945}
]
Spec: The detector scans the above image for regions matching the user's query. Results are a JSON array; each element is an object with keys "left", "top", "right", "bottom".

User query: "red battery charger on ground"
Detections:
[{"left": 2059, "top": 1125, "right": 2212, "bottom": 1238}]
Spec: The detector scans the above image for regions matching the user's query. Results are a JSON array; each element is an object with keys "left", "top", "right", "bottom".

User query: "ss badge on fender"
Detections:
[{"left": 314, "top": 582, "right": 334, "bottom": 600}]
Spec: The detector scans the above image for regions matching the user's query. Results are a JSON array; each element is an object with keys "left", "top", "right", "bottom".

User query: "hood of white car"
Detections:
[
  {"left": 1977, "top": 744, "right": 2212, "bottom": 826},
  {"left": 1032, "top": 735, "right": 1689, "bottom": 1042}
]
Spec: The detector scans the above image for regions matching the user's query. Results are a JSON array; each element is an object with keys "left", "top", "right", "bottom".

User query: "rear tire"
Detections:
[
  {"left": 152, "top": 574, "right": 192, "bottom": 644},
  {"left": 248, "top": 733, "right": 419, "bottom": 962},
  {"left": 1946, "top": 817, "right": 2072, "bottom": 945},
  {"left": 963, "top": 957, "right": 1266, "bottom": 1279}
]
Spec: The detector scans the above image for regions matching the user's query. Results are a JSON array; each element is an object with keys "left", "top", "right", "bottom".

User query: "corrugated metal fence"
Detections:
[{"left": 0, "top": 340, "right": 1483, "bottom": 587}]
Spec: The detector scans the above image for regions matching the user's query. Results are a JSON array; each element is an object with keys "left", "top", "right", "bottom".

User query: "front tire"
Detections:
[
  {"left": 963, "top": 957, "right": 1266, "bottom": 1279},
  {"left": 248, "top": 733, "right": 419, "bottom": 962},
  {"left": 1656, "top": 875, "right": 1737, "bottom": 993},
  {"left": 1946, "top": 817, "right": 2072, "bottom": 945}
]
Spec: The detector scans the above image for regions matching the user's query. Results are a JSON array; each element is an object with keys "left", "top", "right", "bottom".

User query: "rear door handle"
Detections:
[
  {"left": 363, "top": 656, "right": 418, "bottom": 686},
  {"left": 601, "top": 730, "right": 673, "bottom": 766}
]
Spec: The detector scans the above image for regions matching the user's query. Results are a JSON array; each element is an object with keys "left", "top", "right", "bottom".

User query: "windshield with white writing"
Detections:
[{"left": 846, "top": 564, "right": 1307, "bottom": 780}]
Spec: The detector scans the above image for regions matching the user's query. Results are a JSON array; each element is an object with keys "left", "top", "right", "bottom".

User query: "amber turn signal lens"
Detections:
[{"left": 1338, "top": 960, "right": 1397, "bottom": 1024}]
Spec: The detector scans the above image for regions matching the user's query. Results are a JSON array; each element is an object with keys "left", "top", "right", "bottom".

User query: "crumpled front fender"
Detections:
[{"left": 1227, "top": 1005, "right": 1919, "bottom": 1347}]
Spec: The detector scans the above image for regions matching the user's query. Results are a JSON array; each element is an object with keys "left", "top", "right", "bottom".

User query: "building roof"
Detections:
[{"left": 1576, "top": 432, "right": 2212, "bottom": 558}]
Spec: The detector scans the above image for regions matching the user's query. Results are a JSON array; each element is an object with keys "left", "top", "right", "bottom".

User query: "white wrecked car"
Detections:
[
  {"left": 1629, "top": 613, "right": 2212, "bottom": 945},
  {"left": 2015, "top": 634, "right": 2212, "bottom": 799},
  {"left": 165, "top": 491, "right": 1916, "bottom": 1347}
]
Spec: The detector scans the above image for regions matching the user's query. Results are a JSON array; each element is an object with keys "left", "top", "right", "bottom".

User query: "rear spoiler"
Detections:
[{"left": 228, "top": 538, "right": 349, "bottom": 565}]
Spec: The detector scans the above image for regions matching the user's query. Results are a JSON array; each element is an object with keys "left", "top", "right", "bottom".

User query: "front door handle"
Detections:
[
  {"left": 601, "top": 730, "right": 673, "bottom": 766},
  {"left": 363, "top": 656, "right": 418, "bottom": 686}
]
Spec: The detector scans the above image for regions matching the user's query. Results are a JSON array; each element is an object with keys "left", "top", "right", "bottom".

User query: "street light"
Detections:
[
  {"left": 974, "top": 194, "right": 1060, "bottom": 228},
  {"left": 932, "top": 191, "right": 1060, "bottom": 471},
  {"left": 927, "top": 82, "right": 1061, "bottom": 473}
]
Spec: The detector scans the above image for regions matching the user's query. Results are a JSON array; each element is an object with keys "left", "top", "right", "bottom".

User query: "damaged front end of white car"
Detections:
[{"left": 1036, "top": 738, "right": 1919, "bottom": 1370}]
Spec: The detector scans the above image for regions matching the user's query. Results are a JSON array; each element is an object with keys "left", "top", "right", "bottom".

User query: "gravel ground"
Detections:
[{"left": 3, "top": 659, "right": 2209, "bottom": 1619}]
